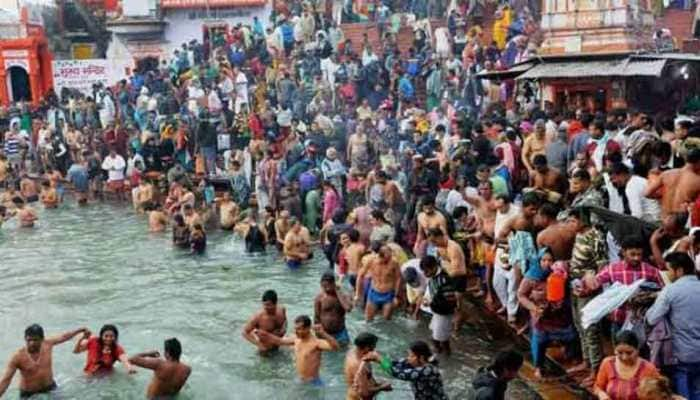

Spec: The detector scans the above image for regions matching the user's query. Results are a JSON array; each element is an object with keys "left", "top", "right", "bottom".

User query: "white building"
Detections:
[{"left": 107, "top": 0, "right": 271, "bottom": 71}]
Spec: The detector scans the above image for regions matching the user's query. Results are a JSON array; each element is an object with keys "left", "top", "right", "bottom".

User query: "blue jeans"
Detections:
[
  {"left": 674, "top": 362, "right": 700, "bottom": 400},
  {"left": 201, "top": 146, "right": 216, "bottom": 175},
  {"left": 531, "top": 324, "right": 577, "bottom": 368}
]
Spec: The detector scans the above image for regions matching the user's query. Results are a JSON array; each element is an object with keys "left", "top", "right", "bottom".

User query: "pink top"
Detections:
[{"left": 323, "top": 189, "right": 340, "bottom": 223}]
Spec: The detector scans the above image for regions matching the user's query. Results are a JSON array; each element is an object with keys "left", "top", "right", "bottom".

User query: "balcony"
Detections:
[{"left": 106, "top": 14, "right": 167, "bottom": 39}]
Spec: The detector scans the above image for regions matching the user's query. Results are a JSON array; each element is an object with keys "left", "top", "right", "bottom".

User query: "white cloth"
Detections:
[
  {"left": 581, "top": 279, "right": 645, "bottom": 329},
  {"left": 604, "top": 173, "right": 661, "bottom": 223},
  {"left": 430, "top": 313, "right": 453, "bottom": 341},
  {"left": 101, "top": 154, "right": 126, "bottom": 182},
  {"left": 493, "top": 266, "right": 519, "bottom": 318},
  {"left": 445, "top": 190, "right": 469, "bottom": 215}
]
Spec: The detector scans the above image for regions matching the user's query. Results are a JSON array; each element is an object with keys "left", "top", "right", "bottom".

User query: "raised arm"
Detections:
[
  {"left": 47, "top": 327, "right": 89, "bottom": 346},
  {"left": 129, "top": 351, "right": 163, "bottom": 371},
  {"left": 313, "top": 325, "right": 339, "bottom": 351},
  {"left": 0, "top": 354, "right": 19, "bottom": 397}
]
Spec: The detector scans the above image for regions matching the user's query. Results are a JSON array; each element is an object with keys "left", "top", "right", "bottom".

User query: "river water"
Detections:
[{"left": 0, "top": 202, "right": 540, "bottom": 399}]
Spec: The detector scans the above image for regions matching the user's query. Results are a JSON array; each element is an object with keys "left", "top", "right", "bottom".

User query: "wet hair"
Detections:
[
  {"left": 664, "top": 252, "right": 696, "bottom": 275},
  {"left": 533, "top": 154, "right": 547, "bottom": 167},
  {"left": 420, "top": 196, "right": 435, "bottom": 207},
  {"left": 24, "top": 324, "right": 44, "bottom": 339},
  {"left": 370, "top": 209, "right": 388, "bottom": 224},
  {"left": 262, "top": 290, "right": 278, "bottom": 304},
  {"left": 491, "top": 350, "right": 524, "bottom": 376},
  {"left": 409, "top": 340, "right": 433, "bottom": 362},
  {"left": 521, "top": 192, "right": 541, "bottom": 208},
  {"left": 537, "top": 203, "right": 559, "bottom": 220},
  {"left": 348, "top": 228, "right": 360, "bottom": 242},
  {"left": 569, "top": 207, "right": 591, "bottom": 226},
  {"left": 419, "top": 255, "right": 439, "bottom": 272},
  {"left": 320, "top": 271, "right": 335, "bottom": 283},
  {"left": 615, "top": 330, "right": 640, "bottom": 349},
  {"left": 620, "top": 236, "right": 644, "bottom": 250},
  {"left": 294, "top": 315, "right": 312, "bottom": 328},
  {"left": 98, "top": 324, "right": 119, "bottom": 364},
  {"left": 452, "top": 206, "right": 470, "bottom": 219},
  {"left": 173, "top": 213, "right": 185, "bottom": 225},
  {"left": 164, "top": 337, "right": 182, "bottom": 361},
  {"left": 354, "top": 332, "right": 378, "bottom": 349}
]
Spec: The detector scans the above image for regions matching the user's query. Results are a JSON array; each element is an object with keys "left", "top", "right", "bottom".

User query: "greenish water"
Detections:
[{"left": 0, "top": 202, "right": 539, "bottom": 399}]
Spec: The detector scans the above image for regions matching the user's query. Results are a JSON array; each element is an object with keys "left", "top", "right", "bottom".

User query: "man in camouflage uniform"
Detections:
[
  {"left": 566, "top": 207, "right": 607, "bottom": 384},
  {"left": 558, "top": 169, "right": 604, "bottom": 222}
]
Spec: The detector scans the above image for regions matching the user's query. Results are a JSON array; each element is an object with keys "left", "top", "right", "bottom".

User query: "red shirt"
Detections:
[
  {"left": 596, "top": 261, "right": 664, "bottom": 324},
  {"left": 84, "top": 337, "right": 125, "bottom": 374}
]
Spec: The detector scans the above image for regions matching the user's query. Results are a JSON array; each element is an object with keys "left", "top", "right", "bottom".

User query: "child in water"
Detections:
[
  {"left": 190, "top": 223, "right": 206, "bottom": 255},
  {"left": 40, "top": 181, "right": 59, "bottom": 209}
]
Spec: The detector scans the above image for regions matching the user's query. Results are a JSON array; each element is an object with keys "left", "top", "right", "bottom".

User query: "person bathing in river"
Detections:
[
  {"left": 256, "top": 315, "right": 339, "bottom": 386},
  {"left": 0, "top": 324, "right": 89, "bottom": 398},
  {"left": 148, "top": 203, "right": 168, "bottom": 232},
  {"left": 172, "top": 213, "right": 191, "bottom": 248},
  {"left": 283, "top": 218, "right": 312, "bottom": 269},
  {"left": 344, "top": 332, "right": 393, "bottom": 400},
  {"left": 73, "top": 324, "right": 137, "bottom": 375},
  {"left": 13, "top": 197, "right": 37, "bottom": 228},
  {"left": 190, "top": 223, "right": 206, "bottom": 255},
  {"left": 359, "top": 244, "right": 401, "bottom": 321},
  {"left": 129, "top": 338, "right": 192, "bottom": 400},
  {"left": 314, "top": 272, "right": 353, "bottom": 346},
  {"left": 39, "top": 181, "right": 58, "bottom": 209},
  {"left": 242, "top": 290, "right": 287, "bottom": 354}
]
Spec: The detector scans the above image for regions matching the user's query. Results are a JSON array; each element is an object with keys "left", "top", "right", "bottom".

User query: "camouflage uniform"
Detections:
[
  {"left": 558, "top": 186, "right": 605, "bottom": 224},
  {"left": 570, "top": 226, "right": 608, "bottom": 371}
]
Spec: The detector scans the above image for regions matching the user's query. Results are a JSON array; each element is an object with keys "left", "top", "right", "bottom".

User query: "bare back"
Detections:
[{"left": 147, "top": 361, "right": 191, "bottom": 399}]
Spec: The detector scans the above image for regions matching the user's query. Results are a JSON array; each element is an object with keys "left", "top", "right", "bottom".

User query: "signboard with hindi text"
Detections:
[{"left": 52, "top": 59, "right": 131, "bottom": 96}]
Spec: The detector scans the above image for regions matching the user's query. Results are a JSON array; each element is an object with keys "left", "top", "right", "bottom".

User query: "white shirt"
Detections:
[
  {"left": 604, "top": 173, "right": 660, "bottom": 223},
  {"left": 494, "top": 204, "right": 520, "bottom": 269},
  {"left": 234, "top": 72, "right": 248, "bottom": 104},
  {"left": 101, "top": 154, "right": 126, "bottom": 182},
  {"left": 445, "top": 189, "right": 469, "bottom": 215}
]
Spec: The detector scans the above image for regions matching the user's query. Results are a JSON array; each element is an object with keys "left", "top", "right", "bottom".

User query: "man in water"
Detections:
[
  {"left": 314, "top": 272, "right": 353, "bottom": 346},
  {"left": 344, "top": 332, "right": 392, "bottom": 400},
  {"left": 19, "top": 174, "right": 38, "bottom": 203},
  {"left": 218, "top": 192, "right": 239, "bottom": 230},
  {"left": 345, "top": 229, "right": 366, "bottom": 289},
  {"left": 148, "top": 204, "right": 168, "bottom": 232},
  {"left": 129, "top": 338, "right": 192, "bottom": 400},
  {"left": 13, "top": 197, "right": 37, "bottom": 228},
  {"left": 0, "top": 324, "right": 89, "bottom": 398},
  {"left": 414, "top": 197, "right": 448, "bottom": 257},
  {"left": 361, "top": 244, "right": 401, "bottom": 321},
  {"left": 283, "top": 218, "right": 311, "bottom": 269},
  {"left": 257, "top": 315, "right": 339, "bottom": 385},
  {"left": 67, "top": 152, "right": 90, "bottom": 205},
  {"left": 39, "top": 181, "right": 58, "bottom": 209},
  {"left": 242, "top": 290, "right": 287, "bottom": 354}
]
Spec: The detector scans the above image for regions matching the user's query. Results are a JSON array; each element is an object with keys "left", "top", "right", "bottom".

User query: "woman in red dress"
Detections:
[{"left": 73, "top": 324, "right": 136, "bottom": 375}]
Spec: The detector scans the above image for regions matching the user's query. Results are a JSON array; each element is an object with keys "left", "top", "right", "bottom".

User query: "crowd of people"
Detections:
[{"left": 1, "top": 0, "right": 700, "bottom": 399}]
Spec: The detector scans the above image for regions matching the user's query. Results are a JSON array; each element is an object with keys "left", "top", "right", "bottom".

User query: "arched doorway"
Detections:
[
  {"left": 7, "top": 66, "right": 32, "bottom": 103},
  {"left": 136, "top": 56, "right": 159, "bottom": 73}
]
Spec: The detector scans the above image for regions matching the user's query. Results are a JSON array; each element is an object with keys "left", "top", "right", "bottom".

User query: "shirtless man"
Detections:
[
  {"left": 463, "top": 181, "right": 498, "bottom": 238},
  {"left": 13, "top": 197, "right": 37, "bottom": 228},
  {"left": 427, "top": 227, "right": 468, "bottom": 334},
  {"left": 283, "top": 218, "right": 311, "bottom": 269},
  {"left": 360, "top": 245, "right": 401, "bottom": 321},
  {"left": 148, "top": 204, "right": 168, "bottom": 232},
  {"left": 646, "top": 148, "right": 700, "bottom": 217},
  {"left": 414, "top": 197, "right": 449, "bottom": 257},
  {"left": 19, "top": 174, "right": 38, "bottom": 203},
  {"left": 39, "top": 181, "right": 58, "bottom": 209},
  {"left": 345, "top": 229, "right": 367, "bottom": 289},
  {"left": 135, "top": 180, "right": 155, "bottom": 213},
  {"left": 314, "top": 272, "right": 353, "bottom": 345},
  {"left": 347, "top": 127, "right": 370, "bottom": 172},
  {"left": 218, "top": 193, "right": 239, "bottom": 230},
  {"left": 535, "top": 203, "right": 577, "bottom": 260},
  {"left": 344, "top": 332, "right": 392, "bottom": 400},
  {"left": 242, "top": 290, "right": 287, "bottom": 354},
  {"left": 274, "top": 210, "right": 292, "bottom": 250},
  {"left": 182, "top": 204, "right": 202, "bottom": 229},
  {"left": 0, "top": 324, "right": 88, "bottom": 398},
  {"left": 258, "top": 315, "right": 339, "bottom": 385},
  {"left": 129, "top": 338, "right": 191, "bottom": 400},
  {"left": 528, "top": 155, "right": 566, "bottom": 204}
]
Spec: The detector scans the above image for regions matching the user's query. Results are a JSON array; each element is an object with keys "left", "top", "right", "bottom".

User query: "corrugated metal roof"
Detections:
[
  {"left": 160, "top": 0, "right": 266, "bottom": 9},
  {"left": 518, "top": 59, "right": 667, "bottom": 80},
  {"left": 476, "top": 61, "right": 535, "bottom": 80}
]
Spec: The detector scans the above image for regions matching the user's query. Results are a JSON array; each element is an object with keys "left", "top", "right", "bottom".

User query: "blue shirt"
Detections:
[{"left": 646, "top": 275, "right": 700, "bottom": 363}]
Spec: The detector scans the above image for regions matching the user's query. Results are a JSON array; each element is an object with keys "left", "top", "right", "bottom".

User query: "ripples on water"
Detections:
[{"left": 0, "top": 203, "right": 538, "bottom": 399}]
